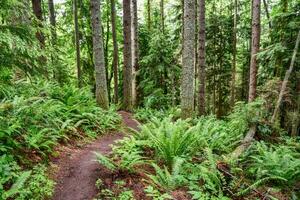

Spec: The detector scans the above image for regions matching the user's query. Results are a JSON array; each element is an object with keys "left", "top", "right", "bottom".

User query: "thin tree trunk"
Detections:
[
  {"left": 74, "top": 0, "right": 82, "bottom": 87},
  {"left": 110, "top": 0, "right": 119, "bottom": 104},
  {"left": 147, "top": 0, "right": 151, "bottom": 31},
  {"left": 197, "top": 0, "right": 206, "bottom": 116},
  {"left": 48, "top": 0, "right": 57, "bottom": 43},
  {"left": 160, "top": 0, "right": 165, "bottom": 33},
  {"left": 104, "top": 0, "right": 111, "bottom": 103},
  {"left": 263, "top": 0, "right": 272, "bottom": 29},
  {"left": 230, "top": 0, "right": 237, "bottom": 107},
  {"left": 48, "top": 0, "right": 59, "bottom": 81},
  {"left": 131, "top": 0, "right": 139, "bottom": 107},
  {"left": 181, "top": 0, "right": 195, "bottom": 119},
  {"left": 271, "top": 30, "right": 300, "bottom": 124},
  {"left": 91, "top": 0, "right": 109, "bottom": 109},
  {"left": 248, "top": 0, "right": 261, "bottom": 102},
  {"left": 123, "top": 0, "right": 133, "bottom": 111}
]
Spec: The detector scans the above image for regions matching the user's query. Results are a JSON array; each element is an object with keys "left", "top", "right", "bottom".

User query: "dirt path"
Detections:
[{"left": 51, "top": 111, "right": 140, "bottom": 200}]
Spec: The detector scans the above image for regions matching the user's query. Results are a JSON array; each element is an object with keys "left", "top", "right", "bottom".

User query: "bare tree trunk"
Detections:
[
  {"left": 74, "top": 0, "right": 82, "bottom": 87},
  {"left": 31, "top": 0, "right": 45, "bottom": 48},
  {"left": 181, "top": 0, "right": 195, "bottom": 119},
  {"left": 48, "top": 0, "right": 60, "bottom": 82},
  {"left": 48, "top": 0, "right": 56, "bottom": 43},
  {"left": 263, "top": 0, "right": 272, "bottom": 29},
  {"left": 271, "top": 30, "right": 300, "bottom": 124},
  {"left": 131, "top": 0, "right": 139, "bottom": 107},
  {"left": 160, "top": 0, "right": 165, "bottom": 33},
  {"left": 32, "top": 0, "right": 48, "bottom": 77},
  {"left": 147, "top": 0, "right": 151, "bottom": 31},
  {"left": 110, "top": 0, "right": 119, "bottom": 104},
  {"left": 91, "top": 0, "right": 109, "bottom": 109},
  {"left": 123, "top": 0, "right": 133, "bottom": 111},
  {"left": 248, "top": 0, "right": 260, "bottom": 102},
  {"left": 197, "top": 0, "right": 206, "bottom": 116},
  {"left": 231, "top": 0, "right": 261, "bottom": 159},
  {"left": 230, "top": 0, "right": 237, "bottom": 107}
]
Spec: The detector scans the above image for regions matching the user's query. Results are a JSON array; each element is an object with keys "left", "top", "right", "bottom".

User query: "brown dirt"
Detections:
[{"left": 51, "top": 111, "right": 140, "bottom": 200}]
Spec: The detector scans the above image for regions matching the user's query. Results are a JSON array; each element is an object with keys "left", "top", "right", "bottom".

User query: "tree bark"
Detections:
[
  {"left": 263, "top": 0, "right": 272, "bottom": 29},
  {"left": 123, "top": 0, "right": 133, "bottom": 111},
  {"left": 31, "top": 0, "right": 45, "bottom": 48},
  {"left": 160, "top": 0, "right": 165, "bottom": 33},
  {"left": 131, "top": 0, "right": 139, "bottom": 107},
  {"left": 181, "top": 0, "right": 195, "bottom": 119},
  {"left": 74, "top": 0, "right": 82, "bottom": 87},
  {"left": 110, "top": 0, "right": 119, "bottom": 104},
  {"left": 48, "top": 0, "right": 56, "bottom": 43},
  {"left": 248, "top": 0, "right": 260, "bottom": 102},
  {"left": 147, "top": 0, "right": 151, "bottom": 31},
  {"left": 91, "top": 0, "right": 109, "bottom": 109},
  {"left": 271, "top": 30, "right": 300, "bottom": 124},
  {"left": 197, "top": 0, "right": 205, "bottom": 116},
  {"left": 230, "top": 0, "right": 237, "bottom": 107}
]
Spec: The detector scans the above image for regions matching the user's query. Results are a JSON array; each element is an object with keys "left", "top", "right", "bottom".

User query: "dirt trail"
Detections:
[{"left": 52, "top": 111, "right": 140, "bottom": 200}]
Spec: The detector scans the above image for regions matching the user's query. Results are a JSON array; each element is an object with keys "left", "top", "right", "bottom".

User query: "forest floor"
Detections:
[{"left": 50, "top": 111, "right": 140, "bottom": 200}]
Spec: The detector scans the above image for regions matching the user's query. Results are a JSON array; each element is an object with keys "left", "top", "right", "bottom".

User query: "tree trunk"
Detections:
[
  {"left": 248, "top": 0, "right": 260, "bottom": 102},
  {"left": 74, "top": 0, "right": 82, "bottom": 87},
  {"left": 110, "top": 0, "right": 119, "bottom": 104},
  {"left": 147, "top": 0, "right": 151, "bottom": 31},
  {"left": 48, "top": 0, "right": 59, "bottom": 81},
  {"left": 131, "top": 0, "right": 139, "bottom": 107},
  {"left": 31, "top": 0, "right": 45, "bottom": 48},
  {"left": 197, "top": 0, "right": 205, "bottom": 116},
  {"left": 181, "top": 0, "right": 195, "bottom": 119},
  {"left": 271, "top": 30, "right": 300, "bottom": 124},
  {"left": 160, "top": 0, "right": 165, "bottom": 33},
  {"left": 230, "top": 0, "right": 237, "bottom": 107},
  {"left": 91, "top": 0, "right": 109, "bottom": 109},
  {"left": 123, "top": 0, "right": 133, "bottom": 111},
  {"left": 48, "top": 0, "right": 57, "bottom": 43},
  {"left": 263, "top": 0, "right": 272, "bottom": 29}
]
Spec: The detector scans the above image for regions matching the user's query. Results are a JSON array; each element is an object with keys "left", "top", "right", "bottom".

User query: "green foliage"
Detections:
[
  {"left": 0, "top": 80, "right": 120, "bottom": 199},
  {"left": 144, "top": 185, "right": 172, "bottom": 200},
  {"left": 140, "top": 117, "right": 200, "bottom": 169},
  {"left": 147, "top": 158, "right": 185, "bottom": 191},
  {"left": 1, "top": 164, "right": 54, "bottom": 200},
  {"left": 0, "top": 81, "right": 121, "bottom": 156},
  {"left": 95, "top": 152, "right": 117, "bottom": 171},
  {"left": 245, "top": 142, "right": 300, "bottom": 188}
]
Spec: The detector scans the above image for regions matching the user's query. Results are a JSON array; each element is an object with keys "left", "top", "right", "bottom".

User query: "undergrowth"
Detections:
[
  {"left": 96, "top": 100, "right": 300, "bottom": 199},
  {"left": 0, "top": 80, "right": 121, "bottom": 200}
]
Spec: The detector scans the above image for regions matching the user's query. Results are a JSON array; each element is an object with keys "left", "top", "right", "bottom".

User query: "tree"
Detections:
[
  {"left": 91, "top": 0, "right": 109, "bottom": 109},
  {"left": 181, "top": 0, "right": 195, "bottom": 118},
  {"left": 197, "top": 0, "right": 206, "bottom": 115},
  {"left": 248, "top": 0, "right": 261, "bottom": 102},
  {"left": 123, "top": 0, "right": 133, "bottom": 111},
  {"left": 160, "top": 0, "right": 165, "bottom": 33},
  {"left": 271, "top": 30, "right": 300, "bottom": 124},
  {"left": 230, "top": 0, "right": 237, "bottom": 107},
  {"left": 110, "top": 0, "right": 119, "bottom": 104},
  {"left": 31, "top": 0, "right": 45, "bottom": 48},
  {"left": 48, "top": 0, "right": 56, "bottom": 43},
  {"left": 147, "top": 0, "right": 151, "bottom": 31},
  {"left": 131, "top": 0, "right": 139, "bottom": 107},
  {"left": 74, "top": 0, "right": 82, "bottom": 87}
]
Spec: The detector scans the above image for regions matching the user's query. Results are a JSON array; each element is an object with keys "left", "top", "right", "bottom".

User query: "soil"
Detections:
[{"left": 51, "top": 111, "right": 140, "bottom": 200}]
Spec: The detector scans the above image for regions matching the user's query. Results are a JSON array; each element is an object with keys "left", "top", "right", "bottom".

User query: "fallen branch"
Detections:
[{"left": 231, "top": 125, "right": 256, "bottom": 159}]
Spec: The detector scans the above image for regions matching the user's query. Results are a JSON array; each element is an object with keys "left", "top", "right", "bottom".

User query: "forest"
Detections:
[{"left": 0, "top": 0, "right": 300, "bottom": 199}]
